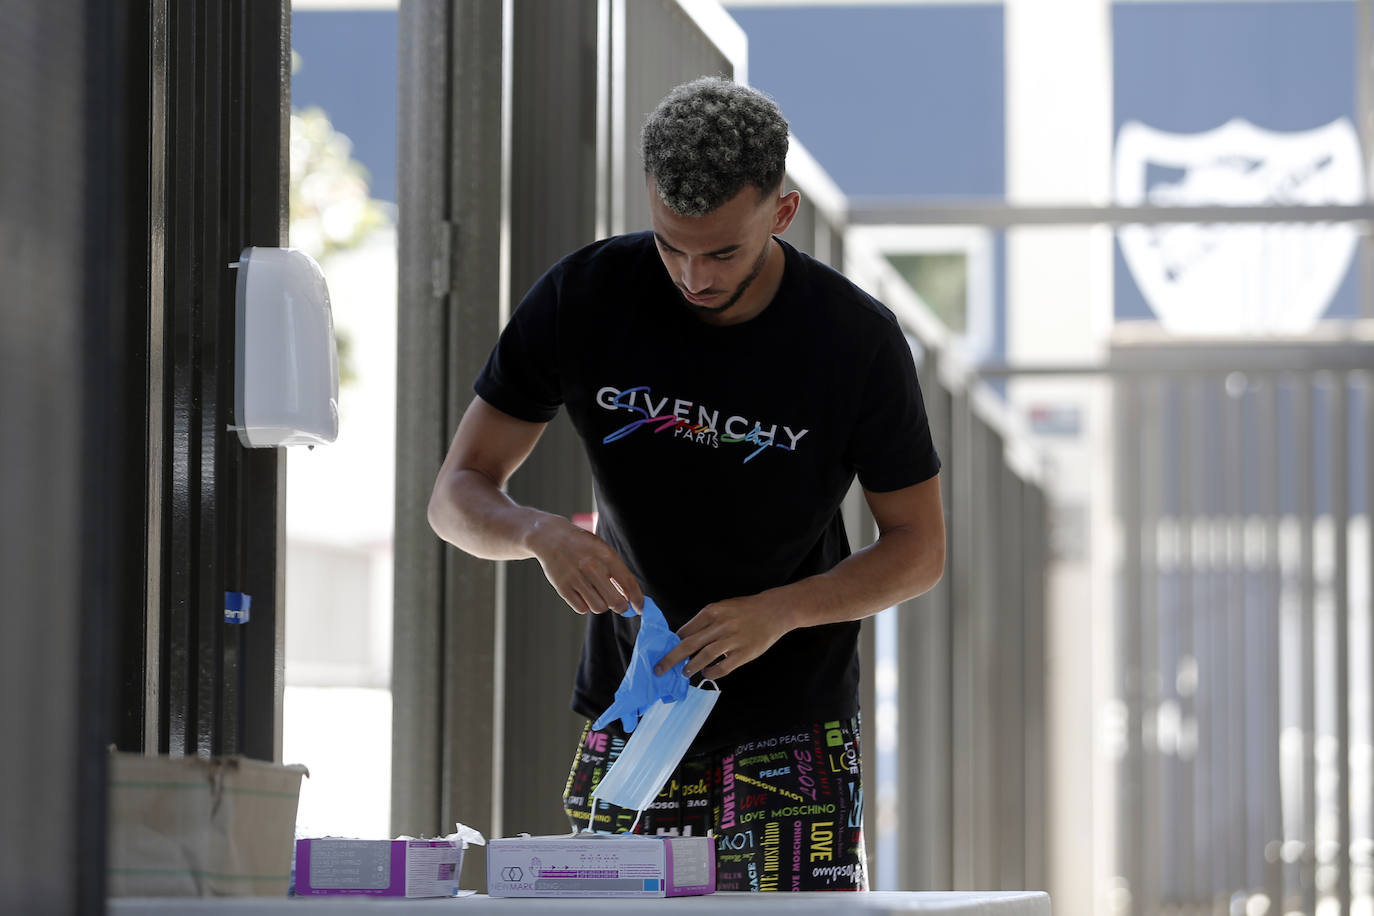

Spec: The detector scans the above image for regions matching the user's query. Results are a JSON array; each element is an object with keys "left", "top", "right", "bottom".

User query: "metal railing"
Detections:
[
  {"left": 1108, "top": 329, "right": 1374, "bottom": 916},
  {"left": 843, "top": 238, "right": 1050, "bottom": 893}
]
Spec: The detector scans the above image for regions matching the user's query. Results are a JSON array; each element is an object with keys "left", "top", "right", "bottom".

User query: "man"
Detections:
[{"left": 427, "top": 77, "right": 944, "bottom": 891}]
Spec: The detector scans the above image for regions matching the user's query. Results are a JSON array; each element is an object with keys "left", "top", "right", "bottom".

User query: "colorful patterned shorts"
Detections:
[{"left": 562, "top": 715, "right": 868, "bottom": 891}]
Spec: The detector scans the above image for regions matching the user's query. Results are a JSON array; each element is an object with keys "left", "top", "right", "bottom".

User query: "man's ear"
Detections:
[{"left": 771, "top": 190, "right": 801, "bottom": 234}]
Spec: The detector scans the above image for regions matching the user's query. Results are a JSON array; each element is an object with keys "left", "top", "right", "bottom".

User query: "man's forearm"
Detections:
[
  {"left": 655, "top": 521, "right": 945, "bottom": 680},
  {"left": 427, "top": 468, "right": 564, "bottom": 561},
  {"left": 428, "top": 465, "right": 646, "bottom": 614},
  {"left": 770, "top": 526, "right": 944, "bottom": 632}
]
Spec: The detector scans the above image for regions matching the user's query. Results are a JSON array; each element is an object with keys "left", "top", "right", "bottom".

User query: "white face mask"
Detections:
[{"left": 585, "top": 679, "right": 720, "bottom": 833}]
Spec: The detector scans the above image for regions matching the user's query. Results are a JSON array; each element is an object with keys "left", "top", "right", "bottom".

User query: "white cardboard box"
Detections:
[
  {"left": 293, "top": 837, "right": 465, "bottom": 897},
  {"left": 486, "top": 833, "right": 715, "bottom": 898}
]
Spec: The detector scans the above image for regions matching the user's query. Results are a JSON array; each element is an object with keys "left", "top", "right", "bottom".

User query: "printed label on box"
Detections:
[
  {"left": 668, "top": 837, "right": 709, "bottom": 889},
  {"left": 309, "top": 839, "right": 391, "bottom": 890},
  {"left": 486, "top": 834, "right": 713, "bottom": 898}
]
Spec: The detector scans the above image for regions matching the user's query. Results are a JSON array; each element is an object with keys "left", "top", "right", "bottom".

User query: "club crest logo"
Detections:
[{"left": 1114, "top": 117, "right": 1364, "bottom": 335}]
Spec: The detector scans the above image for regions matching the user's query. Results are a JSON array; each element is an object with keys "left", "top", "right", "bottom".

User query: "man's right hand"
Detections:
[
  {"left": 526, "top": 514, "right": 643, "bottom": 616},
  {"left": 428, "top": 395, "right": 643, "bottom": 616}
]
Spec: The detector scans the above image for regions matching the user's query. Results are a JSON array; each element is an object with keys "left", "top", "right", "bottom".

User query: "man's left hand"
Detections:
[{"left": 652, "top": 595, "right": 794, "bottom": 680}]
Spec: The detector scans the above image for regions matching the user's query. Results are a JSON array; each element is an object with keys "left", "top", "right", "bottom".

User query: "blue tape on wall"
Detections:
[{"left": 225, "top": 591, "right": 252, "bottom": 624}]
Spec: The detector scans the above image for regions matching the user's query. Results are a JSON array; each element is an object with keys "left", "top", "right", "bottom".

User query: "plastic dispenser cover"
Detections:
[{"left": 233, "top": 247, "right": 339, "bottom": 448}]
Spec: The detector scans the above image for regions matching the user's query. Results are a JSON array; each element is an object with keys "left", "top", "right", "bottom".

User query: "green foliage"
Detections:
[
  {"left": 287, "top": 98, "right": 393, "bottom": 389},
  {"left": 288, "top": 106, "right": 391, "bottom": 264}
]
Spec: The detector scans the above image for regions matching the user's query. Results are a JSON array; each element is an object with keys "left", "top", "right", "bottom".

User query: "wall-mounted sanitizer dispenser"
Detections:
[{"left": 231, "top": 247, "right": 339, "bottom": 448}]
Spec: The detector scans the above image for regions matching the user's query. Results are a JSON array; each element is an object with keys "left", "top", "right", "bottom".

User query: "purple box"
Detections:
[{"left": 294, "top": 837, "right": 465, "bottom": 897}]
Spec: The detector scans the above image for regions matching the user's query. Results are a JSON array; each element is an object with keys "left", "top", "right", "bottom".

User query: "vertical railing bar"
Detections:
[
  {"left": 1116, "top": 376, "right": 1144, "bottom": 915},
  {"left": 1177, "top": 377, "right": 1199, "bottom": 913},
  {"left": 217, "top": 0, "right": 242, "bottom": 759},
  {"left": 1225, "top": 372, "right": 1247, "bottom": 906},
  {"left": 1367, "top": 371, "right": 1374, "bottom": 916},
  {"left": 1205, "top": 376, "right": 1226, "bottom": 915},
  {"left": 950, "top": 387, "right": 976, "bottom": 889},
  {"left": 165, "top": 0, "right": 195, "bottom": 759},
  {"left": 1158, "top": 376, "right": 1181, "bottom": 910},
  {"left": 1258, "top": 376, "right": 1284, "bottom": 914},
  {"left": 1192, "top": 375, "right": 1215, "bottom": 916},
  {"left": 1331, "top": 373, "right": 1351, "bottom": 916},
  {"left": 935, "top": 377, "right": 955, "bottom": 891},
  {"left": 896, "top": 363, "right": 955, "bottom": 891},
  {"left": 145, "top": 0, "right": 169, "bottom": 755},
  {"left": 973, "top": 417, "right": 999, "bottom": 886},
  {"left": 1022, "top": 481, "right": 1048, "bottom": 893},
  {"left": 1189, "top": 378, "right": 1204, "bottom": 916},
  {"left": 1140, "top": 376, "right": 1162, "bottom": 915},
  {"left": 193, "top": 0, "right": 225, "bottom": 760},
  {"left": 996, "top": 458, "right": 1025, "bottom": 889},
  {"left": 1297, "top": 373, "right": 1317, "bottom": 916}
]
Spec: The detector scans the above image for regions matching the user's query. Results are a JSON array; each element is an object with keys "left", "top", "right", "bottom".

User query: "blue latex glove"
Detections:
[{"left": 592, "top": 596, "right": 689, "bottom": 733}]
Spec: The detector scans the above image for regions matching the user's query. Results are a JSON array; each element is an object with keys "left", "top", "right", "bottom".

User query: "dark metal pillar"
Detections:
[{"left": 111, "top": 0, "right": 290, "bottom": 764}]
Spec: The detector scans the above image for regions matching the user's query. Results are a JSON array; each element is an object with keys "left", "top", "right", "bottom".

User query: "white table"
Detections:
[{"left": 111, "top": 891, "right": 1049, "bottom": 915}]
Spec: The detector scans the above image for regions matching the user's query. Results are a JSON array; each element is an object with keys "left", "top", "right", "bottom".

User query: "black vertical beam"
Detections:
[
  {"left": 218, "top": 0, "right": 245, "bottom": 758},
  {"left": 192, "top": 0, "right": 227, "bottom": 759},
  {"left": 82, "top": 0, "right": 132, "bottom": 909},
  {"left": 163, "top": 0, "right": 199, "bottom": 756},
  {"left": 150, "top": 0, "right": 288, "bottom": 761},
  {"left": 112, "top": 0, "right": 157, "bottom": 756},
  {"left": 235, "top": 0, "right": 290, "bottom": 765}
]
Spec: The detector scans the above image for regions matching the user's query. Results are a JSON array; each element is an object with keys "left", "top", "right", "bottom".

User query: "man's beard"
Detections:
[{"left": 676, "top": 237, "right": 771, "bottom": 319}]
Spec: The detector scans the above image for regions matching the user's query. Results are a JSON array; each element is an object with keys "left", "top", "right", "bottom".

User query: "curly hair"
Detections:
[{"left": 641, "top": 77, "right": 790, "bottom": 217}]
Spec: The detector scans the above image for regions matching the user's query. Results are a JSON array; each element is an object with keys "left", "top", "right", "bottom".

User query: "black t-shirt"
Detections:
[{"left": 474, "top": 231, "right": 941, "bottom": 752}]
